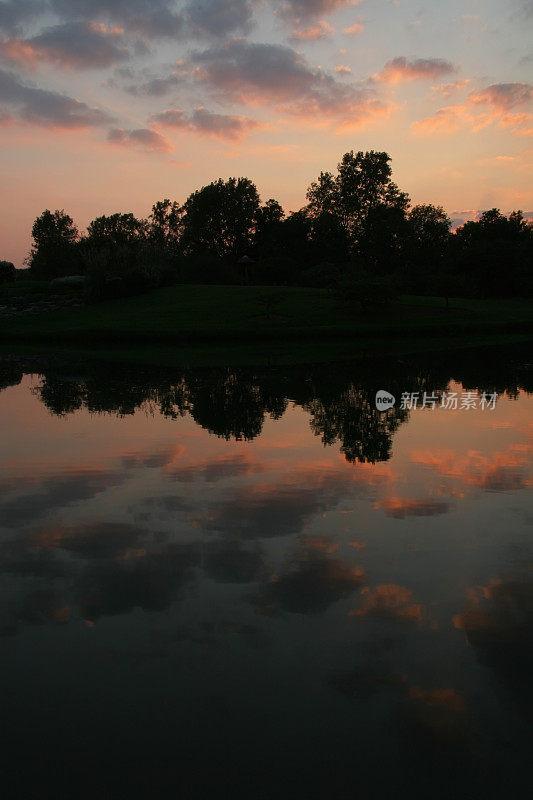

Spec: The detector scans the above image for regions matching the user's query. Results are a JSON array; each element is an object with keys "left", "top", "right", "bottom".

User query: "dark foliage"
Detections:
[{"left": 23, "top": 152, "right": 532, "bottom": 302}]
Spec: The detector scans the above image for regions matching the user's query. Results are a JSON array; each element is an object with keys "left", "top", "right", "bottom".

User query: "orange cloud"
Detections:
[
  {"left": 107, "top": 127, "right": 174, "bottom": 153},
  {"left": 343, "top": 22, "right": 364, "bottom": 35},
  {"left": 414, "top": 82, "right": 533, "bottom": 137},
  {"left": 378, "top": 56, "right": 456, "bottom": 84},
  {"left": 291, "top": 21, "right": 335, "bottom": 40},
  {"left": 151, "top": 107, "right": 263, "bottom": 141},
  {"left": 431, "top": 78, "right": 470, "bottom": 98}
]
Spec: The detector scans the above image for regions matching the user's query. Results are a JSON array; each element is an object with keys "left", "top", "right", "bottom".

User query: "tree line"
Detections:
[{"left": 2, "top": 150, "right": 531, "bottom": 300}]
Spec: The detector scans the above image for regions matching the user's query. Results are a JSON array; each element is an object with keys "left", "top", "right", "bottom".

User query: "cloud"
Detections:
[
  {"left": 107, "top": 127, "right": 173, "bottom": 152},
  {"left": 343, "top": 22, "right": 364, "bottom": 34},
  {"left": 431, "top": 78, "right": 470, "bottom": 98},
  {"left": 49, "top": 0, "right": 185, "bottom": 39},
  {"left": 335, "top": 65, "right": 352, "bottom": 75},
  {"left": 276, "top": 0, "right": 361, "bottom": 24},
  {"left": 413, "top": 82, "right": 533, "bottom": 137},
  {"left": 193, "top": 39, "right": 391, "bottom": 125},
  {"left": 186, "top": 0, "right": 257, "bottom": 37},
  {"left": 0, "top": 66, "right": 113, "bottom": 127},
  {"left": 0, "top": 1, "right": 45, "bottom": 35},
  {"left": 151, "top": 106, "right": 262, "bottom": 140},
  {"left": 290, "top": 21, "right": 335, "bottom": 41},
  {"left": 470, "top": 81, "right": 533, "bottom": 111},
  {"left": 378, "top": 56, "right": 457, "bottom": 84},
  {"left": 0, "top": 22, "right": 130, "bottom": 71}
]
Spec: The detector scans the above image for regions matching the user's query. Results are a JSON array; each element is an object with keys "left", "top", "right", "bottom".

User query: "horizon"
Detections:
[{"left": 1, "top": 0, "right": 532, "bottom": 266}]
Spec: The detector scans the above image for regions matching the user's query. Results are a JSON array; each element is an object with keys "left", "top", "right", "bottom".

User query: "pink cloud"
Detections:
[
  {"left": 413, "top": 82, "right": 533, "bottom": 137},
  {"left": 290, "top": 20, "right": 335, "bottom": 40},
  {"left": 151, "top": 107, "right": 262, "bottom": 141},
  {"left": 0, "top": 22, "right": 130, "bottom": 72},
  {"left": 343, "top": 22, "right": 364, "bottom": 35},
  {"left": 378, "top": 56, "right": 457, "bottom": 84},
  {"left": 107, "top": 127, "right": 173, "bottom": 153}
]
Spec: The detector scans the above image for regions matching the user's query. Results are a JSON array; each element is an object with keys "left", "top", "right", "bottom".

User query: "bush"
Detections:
[
  {"left": 300, "top": 262, "right": 341, "bottom": 288},
  {"left": 252, "top": 256, "right": 299, "bottom": 285},
  {"left": 333, "top": 265, "right": 397, "bottom": 311}
]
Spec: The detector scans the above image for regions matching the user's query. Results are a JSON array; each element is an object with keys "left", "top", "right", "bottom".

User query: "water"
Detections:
[{"left": 0, "top": 347, "right": 532, "bottom": 798}]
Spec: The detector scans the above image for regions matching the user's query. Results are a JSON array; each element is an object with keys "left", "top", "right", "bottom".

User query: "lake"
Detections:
[{"left": 1, "top": 346, "right": 532, "bottom": 798}]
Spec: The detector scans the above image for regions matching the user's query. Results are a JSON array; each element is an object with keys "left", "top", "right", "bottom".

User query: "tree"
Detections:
[
  {"left": 87, "top": 213, "right": 147, "bottom": 247},
  {"left": 359, "top": 203, "right": 411, "bottom": 275},
  {"left": 29, "top": 209, "right": 79, "bottom": 279},
  {"left": 333, "top": 264, "right": 397, "bottom": 312},
  {"left": 0, "top": 260, "right": 16, "bottom": 284},
  {"left": 148, "top": 199, "right": 183, "bottom": 248},
  {"left": 181, "top": 177, "right": 260, "bottom": 260},
  {"left": 306, "top": 151, "right": 410, "bottom": 247},
  {"left": 453, "top": 209, "right": 533, "bottom": 297},
  {"left": 409, "top": 204, "right": 451, "bottom": 253},
  {"left": 406, "top": 204, "right": 452, "bottom": 294},
  {"left": 253, "top": 199, "right": 285, "bottom": 260}
]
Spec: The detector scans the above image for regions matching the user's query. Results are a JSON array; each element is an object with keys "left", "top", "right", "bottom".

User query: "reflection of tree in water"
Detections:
[
  {"left": 186, "top": 370, "right": 288, "bottom": 441},
  {"left": 305, "top": 387, "right": 408, "bottom": 463},
  {"left": 11, "top": 341, "right": 532, "bottom": 463},
  {"left": 0, "top": 362, "right": 23, "bottom": 392}
]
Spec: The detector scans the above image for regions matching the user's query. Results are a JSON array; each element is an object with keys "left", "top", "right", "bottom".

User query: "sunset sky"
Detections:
[{"left": 0, "top": 0, "right": 531, "bottom": 266}]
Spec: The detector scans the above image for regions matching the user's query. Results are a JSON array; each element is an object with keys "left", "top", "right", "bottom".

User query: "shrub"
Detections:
[{"left": 333, "top": 265, "right": 397, "bottom": 311}]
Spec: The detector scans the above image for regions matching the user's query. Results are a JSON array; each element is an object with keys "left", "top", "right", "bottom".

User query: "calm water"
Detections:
[{"left": 0, "top": 348, "right": 532, "bottom": 798}]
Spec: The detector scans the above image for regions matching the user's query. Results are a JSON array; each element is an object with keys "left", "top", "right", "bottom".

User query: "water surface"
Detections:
[{"left": 1, "top": 348, "right": 532, "bottom": 798}]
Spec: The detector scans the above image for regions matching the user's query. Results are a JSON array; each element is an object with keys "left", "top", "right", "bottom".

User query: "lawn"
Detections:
[{"left": 1, "top": 284, "right": 532, "bottom": 345}]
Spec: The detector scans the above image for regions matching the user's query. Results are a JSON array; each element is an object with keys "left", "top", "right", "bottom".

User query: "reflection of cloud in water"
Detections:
[
  {"left": 168, "top": 453, "right": 268, "bottom": 483},
  {"left": 453, "top": 574, "right": 533, "bottom": 717},
  {"left": 350, "top": 584, "right": 427, "bottom": 624},
  {"left": 0, "top": 469, "right": 124, "bottom": 528},
  {"left": 203, "top": 539, "right": 264, "bottom": 584},
  {"left": 328, "top": 668, "right": 407, "bottom": 700},
  {"left": 121, "top": 445, "right": 185, "bottom": 469},
  {"left": 77, "top": 543, "right": 199, "bottom": 621},
  {"left": 199, "top": 471, "right": 353, "bottom": 539},
  {"left": 252, "top": 544, "right": 365, "bottom": 615},
  {"left": 376, "top": 497, "right": 450, "bottom": 518},
  {"left": 411, "top": 444, "right": 532, "bottom": 493}
]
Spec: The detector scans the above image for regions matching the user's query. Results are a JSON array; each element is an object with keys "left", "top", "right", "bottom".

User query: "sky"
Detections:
[{"left": 0, "top": 0, "right": 532, "bottom": 266}]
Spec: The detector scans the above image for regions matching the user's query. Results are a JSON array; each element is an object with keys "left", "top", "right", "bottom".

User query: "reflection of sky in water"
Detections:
[{"left": 0, "top": 363, "right": 532, "bottom": 797}]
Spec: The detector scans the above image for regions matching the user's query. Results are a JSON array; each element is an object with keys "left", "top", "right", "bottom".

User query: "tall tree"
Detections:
[
  {"left": 306, "top": 151, "right": 410, "bottom": 246},
  {"left": 87, "top": 213, "right": 147, "bottom": 247},
  {"left": 29, "top": 209, "right": 79, "bottom": 279},
  {"left": 148, "top": 199, "right": 183, "bottom": 248},
  {"left": 181, "top": 178, "right": 260, "bottom": 259}
]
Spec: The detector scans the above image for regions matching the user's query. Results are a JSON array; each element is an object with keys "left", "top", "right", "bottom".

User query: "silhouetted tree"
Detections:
[
  {"left": 306, "top": 151, "right": 410, "bottom": 249},
  {"left": 148, "top": 199, "right": 183, "bottom": 249},
  {"left": 87, "top": 213, "right": 148, "bottom": 247},
  {"left": 358, "top": 204, "right": 411, "bottom": 275},
  {"left": 29, "top": 209, "right": 79, "bottom": 279},
  {"left": 0, "top": 260, "right": 16, "bottom": 284},
  {"left": 453, "top": 209, "right": 532, "bottom": 296},
  {"left": 253, "top": 199, "right": 285, "bottom": 259},
  {"left": 181, "top": 177, "right": 260, "bottom": 260}
]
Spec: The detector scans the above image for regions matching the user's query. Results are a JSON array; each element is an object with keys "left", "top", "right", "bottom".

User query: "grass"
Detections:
[{"left": 1, "top": 284, "right": 532, "bottom": 347}]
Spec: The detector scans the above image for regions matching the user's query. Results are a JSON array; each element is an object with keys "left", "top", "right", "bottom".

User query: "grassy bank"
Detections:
[{"left": 1, "top": 285, "right": 532, "bottom": 347}]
